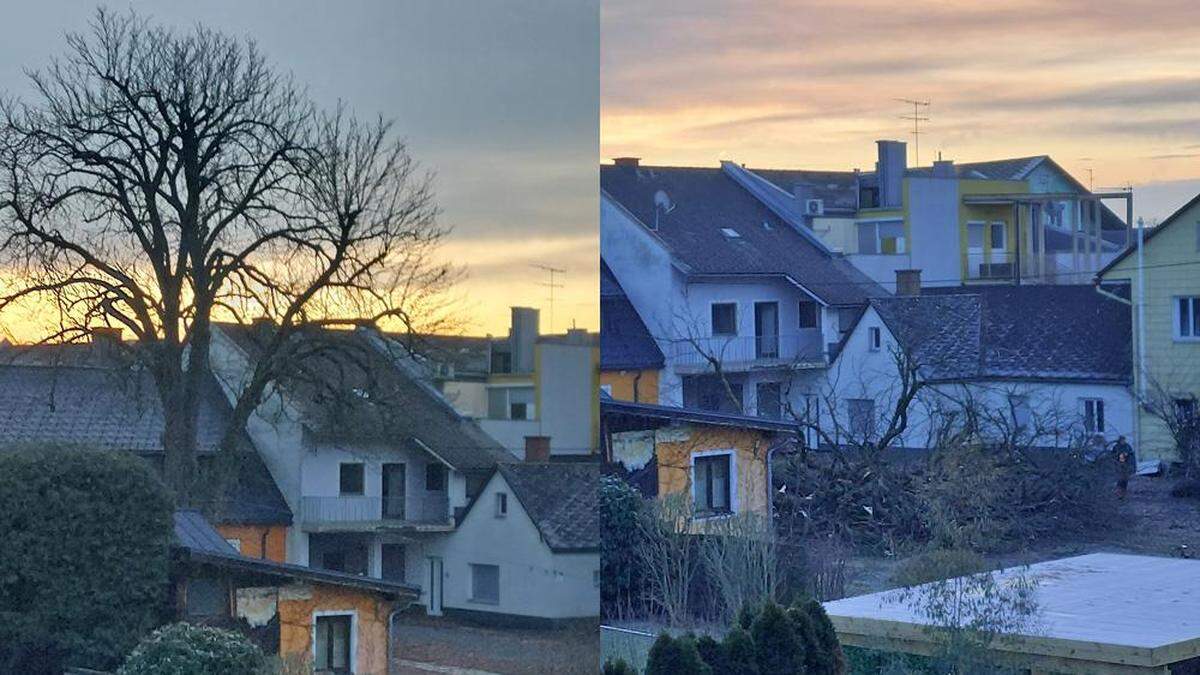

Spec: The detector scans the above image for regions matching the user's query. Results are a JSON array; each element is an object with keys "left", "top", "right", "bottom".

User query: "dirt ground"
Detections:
[
  {"left": 845, "top": 473, "right": 1200, "bottom": 596},
  {"left": 391, "top": 613, "right": 600, "bottom": 675}
]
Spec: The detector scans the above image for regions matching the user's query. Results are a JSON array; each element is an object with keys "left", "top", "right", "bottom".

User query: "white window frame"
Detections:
[
  {"left": 1081, "top": 398, "right": 1106, "bottom": 435},
  {"left": 312, "top": 610, "right": 357, "bottom": 675},
  {"left": 690, "top": 449, "right": 738, "bottom": 519},
  {"left": 710, "top": 301, "right": 738, "bottom": 337},
  {"left": 798, "top": 299, "right": 819, "bottom": 330},
  {"left": 1175, "top": 296, "right": 1200, "bottom": 341},
  {"left": 989, "top": 221, "right": 1007, "bottom": 251},
  {"left": 495, "top": 492, "right": 508, "bottom": 518},
  {"left": 856, "top": 218, "right": 906, "bottom": 255},
  {"left": 469, "top": 563, "right": 501, "bottom": 605},
  {"left": 487, "top": 385, "right": 537, "bottom": 421},
  {"left": 868, "top": 326, "right": 882, "bottom": 351}
]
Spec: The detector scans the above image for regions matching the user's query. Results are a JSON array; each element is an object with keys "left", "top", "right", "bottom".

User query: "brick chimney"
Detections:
[
  {"left": 895, "top": 269, "right": 922, "bottom": 296},
  {"left": 612, "top": 157, "right": 640, "bottom": 168},
  {"left": 91, "top": 326, "right": 122, "bottom": 349},
  {"left": 524, "top": 435, "right": 551, "bottom": 462}
]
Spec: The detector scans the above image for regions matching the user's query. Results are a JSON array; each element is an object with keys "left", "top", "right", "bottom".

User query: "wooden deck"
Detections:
[{"left": 823, "top": 553, "right": 1200, "bottom": 674}]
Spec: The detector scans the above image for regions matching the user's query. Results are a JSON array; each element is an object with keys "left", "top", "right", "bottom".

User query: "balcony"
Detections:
[
  {"left": 965, "top": 251, "right": 1014, "bottom": 281},
  {"left": 301, "top": 494, "right": 453, "bottom": 533},
  {"left": 669, "top": 332, "right": 825, "bottom": 373}
]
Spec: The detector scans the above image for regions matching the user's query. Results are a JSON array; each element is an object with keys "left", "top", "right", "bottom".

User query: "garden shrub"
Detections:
[
  {"left": 891, "top": 548, "right": 986, "bottom": 588},
  {"left": 751, "top": 602, "right": 805, "bottom": 675},
  {"left": 645, "top": 632, "right": 711, "bottom": 675},
  {"left": 117, "top": 622, "right": 266, "bottom": 675},
  {"left": 0, "top": 446, "right": 174, "bottom": 674},
  {"left": 601, "top": 475, "right": 647, "bottom": 617},
  {"left": 695, "top": 634, "right": 729, "bottom": 674},
  {"left": 721, "top": 627, "right": 761, "bottom": 675}
]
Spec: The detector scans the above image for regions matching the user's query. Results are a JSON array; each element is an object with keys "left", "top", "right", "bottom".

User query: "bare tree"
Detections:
[
  {"left": 0, "top": 10, "right": 454, "bottom": 503},
  {"left": 635, "top": 493, "right": 700, "bottom": 627},
  {"left": 1140, "top": 375, "right": 1200, "bottom": 476}
]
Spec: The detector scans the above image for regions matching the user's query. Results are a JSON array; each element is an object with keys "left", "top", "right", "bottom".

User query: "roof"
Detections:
[
  {"left": 494, "top": 462, "right": 598, "bottom": 553},
  {"left": 823, "top": 553, "right": 1200, "bottom": 670},
  {"left": 748, "top": 168, "right": 860, "bottom": 212},
  {"left": 601, "top": 397, "right": 801, "bottom": 434},
  {"left": 601, "top": 164, "right": 886, "bottom": 306},
  {"left": 0, "top": 360, "right": 293, "bottom": 525},
  {"left": 600, "top": 260, "right": 665, "bottom": 371},
  {"left": 1097, "top": 189, "right": 1200, "bottom": 278},
  {"left": 217, "top": 324, "right": 511, "bottom": 471},
  {"left": 858, "top": 285, "right": 1131, "bottom": 383},
  {"left": 173, "top": 509, "right": 418, "bottom": 599}
]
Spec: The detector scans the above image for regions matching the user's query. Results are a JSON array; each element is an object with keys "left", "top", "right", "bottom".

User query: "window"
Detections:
[
  {"left": 757, "top": 382, "right": 782, "bottom": 420},
  {"left": 683, "top": 374, "right": 744, "bottom": 413},
  {"left": 600, "top": 383, "right": 613, "bottom": 396},
  {"left": 693, "top": 453, "right": 732, "bottom": 515},
  {"left": 185, "top": 577, "right": 228, "bottom": 617},
  {"left": 1083, "top": 398, "right": 1106, "bottom": 434},
  {"left": 857, "top": 220, "right": 905, "bottom": 254},
  {"left": 314, "top": 614, "right": 353, "bottom": 674},
  {"left": 868, "top": 326, "right": 882, "bottom": 351},
  {"left": 488, "top": 386, "right": 535, "bottom": 420},
  {"left": 798, "top": 300, "right": 819, "bottom": 329},
  {"left": 426, "top": 464, "right": 447, "bottom": 491},
  {"left": 847, "top": 399, "right": 875, "bottom": 438},
  {"left": 381, "top": 543, "right": 406, "bottom": 582},
  {"left": 338, "top": 463, "right": 364, "bottom": 496},
  {"left": 470, "top": 564, "right": 500, "bottom": 604},
  {"left": 495, "top": 492, "right": 508, "bottom": 518},
  {"left": 989, "top": 222, "right": 1007, "bottom": 251},
  {"left": 1009, "top": 394, "right": 1031, "bottom": 431},
  {"left": 1176, "top": 297, "right": 1200, "bottom": 340},
  {"left": 1176, "top": 399, "right": 1198, "bottom": 426},
  {"left": 711, "top": 303, "right": 737, "bottom": 336}
]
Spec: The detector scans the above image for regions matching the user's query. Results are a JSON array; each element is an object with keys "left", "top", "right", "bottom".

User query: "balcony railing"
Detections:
[
  {"left": 965, "top": 251, "right": 1014, "bottom": 281},
  {"left": 301, "top": 494, "right": 451, "bottom": 528},
  {"left": 669, "top": 332, "right": 825, "bottom": 371}
]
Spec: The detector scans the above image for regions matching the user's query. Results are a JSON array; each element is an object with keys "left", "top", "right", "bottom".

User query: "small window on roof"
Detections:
[{"left": 721, "top": 228, "right": 741, "bottom": 239}]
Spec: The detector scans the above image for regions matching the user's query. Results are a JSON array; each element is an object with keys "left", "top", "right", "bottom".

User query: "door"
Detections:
[
  {"left": 381, "top": 463, "right": 406, "bottom": 519},
  {"left": 428, "top": 557, "right": 444, "bottom": 616},
  {"left": 754, "top": 301, "right": 779, "bottom": 358}
]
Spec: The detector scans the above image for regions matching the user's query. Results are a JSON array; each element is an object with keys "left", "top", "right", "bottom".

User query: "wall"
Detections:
[
  {"left": 537, "top": 339, "right": 599, "bottom": 455},
  {"left": 1103, "top": 199, "right": 1200, "bottom": 460},
  {"left": 906, "top": 177, "right": 962, "bottom": 287},
  {"left": 653, "top": 425, "right": 771, "bottom": 520},
  {"left": 957, "top": 180, "right": 1028, "bottom": 282},
  {"left": 216, "top": 524, "right": 288, "bottom": 563},
  {"left": 600, "top": 369, "right": 659, "bottom": 404},
  {"left": 421, "top": 472, "right": 600, "bottom": 619},
  {"left": 440, "top": 380, "right": 488, "bottom": 418},
  {"left": 276, "top": 583, "right": 395, "bottom": 675}
]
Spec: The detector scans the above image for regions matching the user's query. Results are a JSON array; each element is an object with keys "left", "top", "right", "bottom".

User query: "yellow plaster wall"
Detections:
[
  {"left": 600, "top": 369, "right": 659, "bottom": 404},
  {"left": 957, "top": 180, "right": 1028, "bottom": 280},
  {"left": 654, "top": 426, "right": 770, "bottom": 519},
  {"left": 277, "top": 584, "right": 395, "bottom": 675},
  {"left": 215, "top": 524, "right": 288, "bottom": 563}
]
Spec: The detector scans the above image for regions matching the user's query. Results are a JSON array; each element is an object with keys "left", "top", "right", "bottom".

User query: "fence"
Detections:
[{"left": 600, "top": 625, "right": 656, "bottom": 673}]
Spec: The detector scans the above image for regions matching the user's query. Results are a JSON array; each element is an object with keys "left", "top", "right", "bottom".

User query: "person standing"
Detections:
[{"left": 1113, "top": 436, "right": 1136, "bottom": 499}]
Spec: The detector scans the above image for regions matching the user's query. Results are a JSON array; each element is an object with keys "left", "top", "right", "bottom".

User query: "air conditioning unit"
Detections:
[{"left": 805, "top": 198, "right": 824, "bottom": 216}]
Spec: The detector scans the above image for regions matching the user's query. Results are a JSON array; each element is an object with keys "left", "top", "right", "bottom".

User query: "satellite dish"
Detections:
[{"left": 653, "top": 189, "right": 675, "bottom": 214}]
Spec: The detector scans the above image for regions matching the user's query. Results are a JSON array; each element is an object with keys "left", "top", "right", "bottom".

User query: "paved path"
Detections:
[{"left": 392, "top": 615, "right": 599, "bottom": 675}]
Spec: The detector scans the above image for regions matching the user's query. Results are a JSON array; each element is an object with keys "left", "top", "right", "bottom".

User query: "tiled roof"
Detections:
[
  {"left": 218, "top": 324, "right": 511, "bottom": 471},
  {"left": 0, "top": 360, "right": 293, "bottom": 525},
  {"left": 600, "top": 260, "right": 664, "bottom": 371},
  {"left": 868, "top": 285, "right": 1131, "bottom": 383},
  {"left": 497, "top": 462, "right": 598, "bottom": 553},
  {"left": 174, "top": 509, "right": 239, "bottom": 555},
  {"left": 749, "top": 168, "right": 860, "bottom": 212},
  {"left": 601, "top": 164, "right": 886, "bottom": 306}
]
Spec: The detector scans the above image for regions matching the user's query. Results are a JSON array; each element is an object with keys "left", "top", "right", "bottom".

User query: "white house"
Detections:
[{"left": 822, "top": 282, "right": 1135, "bottom": 451}]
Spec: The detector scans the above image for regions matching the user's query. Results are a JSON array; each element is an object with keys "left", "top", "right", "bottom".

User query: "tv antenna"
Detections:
[
  {"left": 531, "top": 263, "right": 566, "bottom": 333},
  {"left": 895, "top": 98, "right": 930, "bottom": 166}
]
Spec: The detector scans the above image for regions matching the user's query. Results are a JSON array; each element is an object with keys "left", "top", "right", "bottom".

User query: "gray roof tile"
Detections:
[{"left": 497, "top": 462, "right": 598, "bottom": 552}]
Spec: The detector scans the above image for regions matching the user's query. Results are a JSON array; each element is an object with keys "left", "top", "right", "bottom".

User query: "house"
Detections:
[
  {"left": 209, "top": 323, "right": 600, "bottom": 621},
  {"left": 823, "top": 553, "right": 1200, "bottom": 674},
  {"left": 601, "top": 397, "right": 798, "bottom": 522},
  {"left": 410, "top": 307, "right": 601, "bottom": 459},
  {"left": 173, "top": 509, "right": 417, "bottom": 674},
  {"left": 431, "top": 462, "right": 599, "bottom": 623},
  {"left": 601, "top": 159, "right": 887, "bottom": 420},
  {"left": 823, "top": 279, "right": 1134, "bottom": 451},
  {"left": 601, "top": 259, "right": 664, "bottom": 403},
  {"left": 0, "top": 341, "right": 293, "bottom": 558},
  {"left": 1097, "top": 191, "right": 1200, "bottom": 461},
  {"left": 740, "top": 141, "right": 1132, "bottom": 289}
]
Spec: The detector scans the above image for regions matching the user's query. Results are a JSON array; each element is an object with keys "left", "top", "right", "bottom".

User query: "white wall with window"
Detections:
[{"left": 1176, "top": 296, "right": 1200, "bottom": 341}]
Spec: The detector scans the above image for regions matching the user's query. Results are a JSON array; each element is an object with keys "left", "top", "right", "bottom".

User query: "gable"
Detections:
[{"left": 1102, "top": 192, "right": 1200, "bottom": 280}]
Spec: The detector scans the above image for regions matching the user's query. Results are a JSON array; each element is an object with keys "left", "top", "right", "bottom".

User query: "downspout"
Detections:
[
  {"left": 632, "top": 370, "right": 643, "bottom": 403},
  {"left": 1136, "top": 216, "right": 1146, "bottom": 454}
]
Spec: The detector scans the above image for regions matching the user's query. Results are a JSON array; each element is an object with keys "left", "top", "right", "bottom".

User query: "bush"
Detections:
[
  {"left": 751, "top": 602, "right": 805, "bottom": 675},
  {"left": 601, "top": 475, "right": 647, "bottom": 617},
  {"left": 721, "top": 627, "right": 760, "bottom": 675},
  {"left": 117, "top": 623, "right": 266, "bottom": 675},
  {"left": 892, "top": 548, "right": 986, "bottom": 588},
  {"left": 0, "top": 446, "right": 174, "bottom": 673},
  {"left": 603, "top": 658, "right": 638, "bottom": 675},
  {"left": 645, "top": 633, "right": 711, "bottom": 675},
  {"left": 797, "top": 599, "right": 846, "bottom": 674}
]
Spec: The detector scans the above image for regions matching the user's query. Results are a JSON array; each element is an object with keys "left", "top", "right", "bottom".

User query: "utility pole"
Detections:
[
  {"left": 531, "top": 263, "right": 565, "bottom": 334},
  {"left": 896, "top": 98, "right": 930, "bottom": 166}
]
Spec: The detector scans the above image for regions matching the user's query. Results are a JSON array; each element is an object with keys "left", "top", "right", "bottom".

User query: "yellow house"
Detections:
[
  {"left": 602, "top": 399, "right": 798, "bottom": 522},
  {"left": 1098, "top": 192, "right": 1200, "bottom": 461},
  {"left": 600, "top": 260, "right": 663, "bottom": 404}
]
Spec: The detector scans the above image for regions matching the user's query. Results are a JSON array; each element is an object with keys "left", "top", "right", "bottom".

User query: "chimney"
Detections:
[
  {"left": 932, "top": 158, "right": 955, "bottom": 179},
  {"left": 613, "top": 157, "right": 640, "bottom": 168},
  {"left": 875, "top": 140, "right": 907, "bottom": 208},
  {"left": 524, "top": 435, "right": 551, "bottom": 462},
  {"left": 91, "top": 326, "right": 122, "bottom": 350},
  {"left": 896, "top": 269, "right": 922, "bottom": 296},
  {"left": 509, "top": 307, "right": 540, "bottom": 374}
]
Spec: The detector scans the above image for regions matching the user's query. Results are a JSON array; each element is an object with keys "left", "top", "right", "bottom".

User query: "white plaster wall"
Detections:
[
  {"left": 906, "top": 177, "right": 963, "bottom": 287},
  {"left": 441, "top": 381, "right": 488, "bottom": 418},
  {"left": 478, "top": 418, "right": 540, "bottom": 460},
  {"left": 537, "top": 341, "right": 596, "bottom": 455},
  {"left": 421, "top": 473, "right": 599, "bottom": 619}
]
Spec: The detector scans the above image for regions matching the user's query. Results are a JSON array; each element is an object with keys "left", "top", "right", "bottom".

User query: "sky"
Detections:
[
  {"left": 0, "top": 0, "right": 598, "bottom": 341},
  {"left": 602, "top": 0, "right": 1200, "bottom": 225}
]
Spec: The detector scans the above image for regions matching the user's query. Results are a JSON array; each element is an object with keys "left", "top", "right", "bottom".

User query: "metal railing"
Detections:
[
  {"left": 965, "top": 251, "right": 1014, "bottom": 281},
  {"left": 670, "top": 332, "right": 824, "bottom": 369},
  {"left": 301, "top": 494, "right": 450, "bottom": 525}
]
